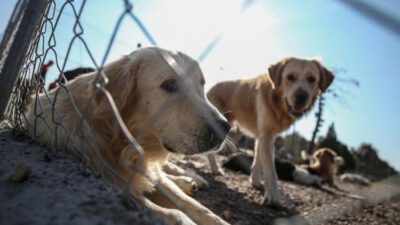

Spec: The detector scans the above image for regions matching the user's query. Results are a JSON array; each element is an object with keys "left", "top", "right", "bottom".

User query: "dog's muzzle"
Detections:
[
  {"left": 198, "top": 120, "right": 231, "bottom": 152},
  {"left": 285, "top": 89, "right": 311, "bottom": 118},
  {"left": 286, "top": 99, "right": 308, "bottom": 118}
]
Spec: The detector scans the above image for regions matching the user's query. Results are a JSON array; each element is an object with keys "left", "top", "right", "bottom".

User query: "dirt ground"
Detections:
[
  {"left": 1, "top": 121, "right": 399, "bottom": 225},
  {"left": 325, "top": 197, "right": 400, "bottom": 225},
  {"left": 170, "top": 154, "right": 400, "bottom": 225},
  {"left": 0, "top": 125, "right": 164, "bottom": 225}
]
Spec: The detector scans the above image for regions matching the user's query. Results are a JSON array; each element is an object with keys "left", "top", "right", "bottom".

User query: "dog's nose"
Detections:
[
  {"left": 294, "top": 89, "right": 309, "bottom": 109},
  {"left": 206, "top": 120, "right": 231, "bottom": 150},
  {"left": 217, "top": 120, "right": 231, "bottom": 137},
  {"left": 210, "top": 119, "right": 231, "bottom": 140}
]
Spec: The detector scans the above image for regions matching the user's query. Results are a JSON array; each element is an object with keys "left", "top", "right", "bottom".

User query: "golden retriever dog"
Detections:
[
  {"left": 301, "top": 148, "right": 344, "bottom": 187},
  {"left": 26, "top": 47, "right": 231, "bottom": 225},
  {"left": 207, "top": 57, "right": 334, "bottom": 205},
  {"left": 302, "top": 149, "right": 365, "bottom": 200}
]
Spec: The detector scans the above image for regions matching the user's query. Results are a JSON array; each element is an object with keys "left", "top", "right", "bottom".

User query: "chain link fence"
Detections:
[
  {"left": 1, "top": 1, "right": 400, "bottom": 225},
  {"left": 0, "top": 0, "right": 226, "bottom": 221}
]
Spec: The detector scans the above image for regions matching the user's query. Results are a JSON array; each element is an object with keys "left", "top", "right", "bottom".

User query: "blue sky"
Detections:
[{"left": 1, "top": 0, "right": 399, "bottom": 170}]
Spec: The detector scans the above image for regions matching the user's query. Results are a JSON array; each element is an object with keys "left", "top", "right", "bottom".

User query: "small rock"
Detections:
[
  {"left": 10, "top": 161, "right": 31, "bottom": 183},
  {"left": 223, "top": 209, "right": 231, "bottom": 220}
]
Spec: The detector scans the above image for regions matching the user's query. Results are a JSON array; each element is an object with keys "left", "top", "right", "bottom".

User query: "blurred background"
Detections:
[{"left": 1, "top": 0, "right": 399, "bottom": 176}]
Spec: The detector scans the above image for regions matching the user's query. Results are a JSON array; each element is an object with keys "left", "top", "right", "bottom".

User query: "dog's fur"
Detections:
[
  {"left": 301, "top": 148, "right": 344, "bottom": 187},
  {"left": 26, "top": 47, "right": 230, "bottom": 225},
  {"left": 207, "top": 57, "right": 334, "bottom": 204},
  {"left": 300, "top": 149, "right": 368, "bottom": 200}
]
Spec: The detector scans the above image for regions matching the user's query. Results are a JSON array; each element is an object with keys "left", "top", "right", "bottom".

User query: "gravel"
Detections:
[
  {"left": 171, "top": 154, "right": 400, "bottom": 225},
  {"left": 0, "top": 126, "right": 165, "bottom": 225},
  {"left": 1, "top": 121, "right": 399, "bottom": 225}
]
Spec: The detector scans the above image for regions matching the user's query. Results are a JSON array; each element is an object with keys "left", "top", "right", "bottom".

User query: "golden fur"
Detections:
[
  {"left": 26, "top": 47, "right": 230, "bottom": 225},
  {"left": 302, "top": 148, "right": 344, "bottom": 186},
  {"left": 207, "top": 57, "right": 334, "bottom": 205}
]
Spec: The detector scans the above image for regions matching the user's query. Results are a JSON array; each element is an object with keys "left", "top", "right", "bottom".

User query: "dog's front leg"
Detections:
[
  {"left": 165, "top": 174, "right": 199, "bottom": 196},
  {"left": 208, "top": 154, "right": 224, "bottom": 175},
  {"left": 208, "top": 137, "right": 239, "bottom": 175},
  {"left": 142, "top": 197, "right": 197, "bottom": 225},
  {"left": 250, "top": 139, "right": 263, "bottom": 188},
  {"left": 257, "top": 133, "right": 280, "bottom": 205},
  {"left": 163, "top": 162, "right": 209, "bottom": 188},
  {"left": 157, "top": 175, "right": 229, "bottom": 225}
]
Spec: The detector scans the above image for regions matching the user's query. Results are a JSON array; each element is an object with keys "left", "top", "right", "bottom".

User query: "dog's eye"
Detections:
[
  {"left": 200, "top": 78, "right": 205, "bottom": 86},
  {"left": 307, "top": 76, "right": 316, "bottom": 84},
  {"left": 287, "top": 74, "right": 296, "bottom": 82},
  {"left": 160, "top": 79, "right": 178, "bottom": 93}
]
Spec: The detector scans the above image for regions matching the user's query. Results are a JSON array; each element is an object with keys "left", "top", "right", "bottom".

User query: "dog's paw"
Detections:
[
  {"left": 250, "top": 180, "right": 263, "bottom": 190},
  {"left": 167, "top": 210, "right": 197, "bottom": 225},
  {"left": 250, "top": 168, "right": 263, "bottom": 189},
  {"left": 262, "top": 190, "right": 282, "bottom": 207},
  {"left": 186, "top": 170, "right": 209, "bottom": 189},
  {"left": 175, "top": 176, "right": 199, "bottom": 196},
  {"left": 249, "top": 176, "right": 263, "bottom": 190}
]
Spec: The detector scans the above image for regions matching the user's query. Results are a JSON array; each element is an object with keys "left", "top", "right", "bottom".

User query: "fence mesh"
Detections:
[{"left": 2, "top": 0, "right": 224, "bottom": 215}]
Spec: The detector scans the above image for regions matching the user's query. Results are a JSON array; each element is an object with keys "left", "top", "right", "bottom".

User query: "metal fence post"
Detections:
[
  {"left": 0, "top": 0, "right": 48, "bottom": 118},
  {"left": 0, "top": 0, "right": 26, "bottom": 62}
]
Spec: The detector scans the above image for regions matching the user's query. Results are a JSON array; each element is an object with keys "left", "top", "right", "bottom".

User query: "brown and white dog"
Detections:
[
  {"left": 26, "top": 47, "right": 230, "bottom": 225},
  {"left": 301, "top": 148, "right": 344, "bottom": 187},
  {"left": 207, "top": 57, "right": 334, "bottom": 205}
]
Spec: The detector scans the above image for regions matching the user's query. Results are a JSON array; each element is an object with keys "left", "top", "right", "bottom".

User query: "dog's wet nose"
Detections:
[
  {"left": 205, "top": 120, "right": 231, "bottom": 150},
  {"left": 217, "top": 120, "right": 231, "bottom": 138},
  {"left": 294, "top": 89, "right": 309, "bottom": 109}
]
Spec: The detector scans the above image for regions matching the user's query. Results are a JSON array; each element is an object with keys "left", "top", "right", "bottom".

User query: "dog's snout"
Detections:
[
  {"left": 198, "top": 120, "right": 231, "bottom": 152},
  {"left": 216, "top": 120, "right": 231, "bottom": 138},
  {"left": 209, "top": 119, "right": 230, "bottom": 148},
  {"left": 294, "top": 89, "right": 309, "bottom": 108},
  {"left": 204, "top": 108, "right": 231, "bottom": 138}
]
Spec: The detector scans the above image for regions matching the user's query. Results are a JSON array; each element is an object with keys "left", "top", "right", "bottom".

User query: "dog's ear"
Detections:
[
  {"left": 313, "top": 60, "right": 334, "bottom": 92},
  {"left": 93, "top": 55, "right": 140, "bottom": 118},
  {"left": 327, "top": 152, "right": 336, "bottom": 164},
  {"left": 321, "top": 149, "right": 337, "bottom": 164},
  {"left": 313, "top": 149, "right": 323, "bottom": 160},
  {"left": 267, "top": 58, "right": 288, "bottom": 89}
]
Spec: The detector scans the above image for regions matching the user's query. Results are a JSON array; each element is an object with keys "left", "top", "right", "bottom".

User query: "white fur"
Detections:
[{"left": 292, "top": 166, "right": 322, "bottom": 186}]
